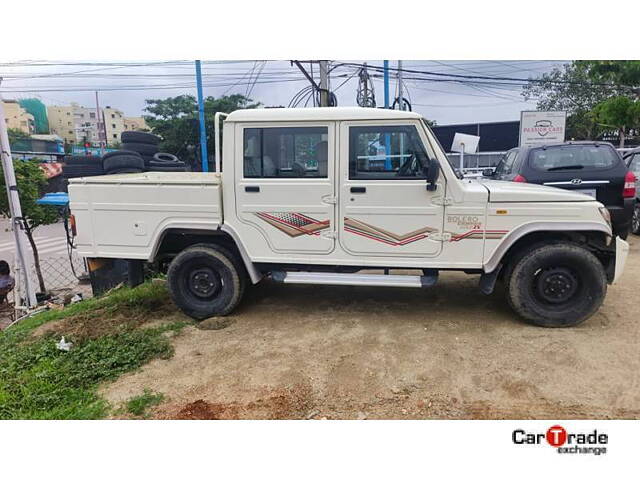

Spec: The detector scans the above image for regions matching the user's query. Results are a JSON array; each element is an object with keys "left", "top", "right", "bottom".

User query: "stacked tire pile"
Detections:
[{"left": 62, "top": 131, "right": 186, "bottom": 179}]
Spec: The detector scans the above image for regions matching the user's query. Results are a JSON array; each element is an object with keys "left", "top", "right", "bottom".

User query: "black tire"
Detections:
[
  {"left": 103, "top": 154, "right": 144, "bottom": 173},
  {"left": 121, "top": 142, "right": 159, "bottom": 156},
  {"left": 505, "top": 242, "right": 606, "bottom": 327},
  {"left": 167, "top": 244, "right": 246, "bottom": 319},
  {"left": 141, "top": 155, "right": 155, "bottom": 166},
  {"left": 63, "top": 164, "right": 104, "bottom": 178},
  {"left": 147, "top": 165, "right": 187, "bottom": 172},
  {"left": 102, "top": 150, "right": 142, "bottom": 161},
  {"left": 631, "top": 203, "right": 640, "bottom": 235},
  {"left": 148, "top": 159, "right": 186, "bottom": 168},
  {"left": 120, "top": 131, "right": 160, "bottom": 145},
  {"left": 65, "top": 155, "right": 103, "bottom": 165},
  {"left": 153, "top": 152, "right": 179, "bottom": 163},
  {"left": 106, "top": 167, "right": 144, "bottom": 175}
]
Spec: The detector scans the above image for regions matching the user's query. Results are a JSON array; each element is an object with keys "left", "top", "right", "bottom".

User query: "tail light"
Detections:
[
  {"left": 69, "top": 214, "right": 77, "bottom": 236},
  {"left": 513, "top": 174, "right": 527, "bottom": 183},
  {"left": 623, "top": 170, "right": 636, "bottom": 198}
]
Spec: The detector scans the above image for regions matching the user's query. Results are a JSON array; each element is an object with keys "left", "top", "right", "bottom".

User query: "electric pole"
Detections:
[
  {"left": 319, "top": 60, "right": 329, "bottom": 107},
  {"left": 95, "top": 91, "right": 105, "bottom": 155},
  {"left": 0, "top": 89, "right": 37, "bottom": 308},
  {"left": 397, "top": 60, "right": 404, "bottom": 111}
]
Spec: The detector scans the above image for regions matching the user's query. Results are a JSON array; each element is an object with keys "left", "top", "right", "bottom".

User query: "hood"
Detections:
[{"left": 478, "top": 179, "right": 595, "bottom": 203}]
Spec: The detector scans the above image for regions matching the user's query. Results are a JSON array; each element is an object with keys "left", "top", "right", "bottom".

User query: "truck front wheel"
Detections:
[
  {"left": 167, "top": 244, "right": 246, "bottom": 319},
  {"left": 505, "top": 243, "right": 607, "bottom": 327}
]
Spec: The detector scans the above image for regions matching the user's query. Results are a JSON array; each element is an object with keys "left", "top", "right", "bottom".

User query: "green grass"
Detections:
[
  {"left": 125, "top": 389, "right": 165, "bottom": 417},
  {"left": 0, "top": 282, "right": 186, "bottom": 419}
]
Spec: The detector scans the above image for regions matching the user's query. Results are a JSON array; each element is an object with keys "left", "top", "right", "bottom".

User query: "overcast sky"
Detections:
[{"left": 0, "top": 60, "right": 566, "bottom": 125}]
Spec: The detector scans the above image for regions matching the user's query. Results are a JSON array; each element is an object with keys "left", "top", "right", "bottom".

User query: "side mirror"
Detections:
[
  {"left": 482, "top": 168, "right": 494, "bottom": 177},
  {"left": 424, "top": 159, "right": 440, "bottom": 191}
]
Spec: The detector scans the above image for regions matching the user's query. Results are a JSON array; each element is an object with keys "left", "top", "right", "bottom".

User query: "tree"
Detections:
[
  {"left": 521, "top": 63, "right": 620, "bottom": 140},
  {"left": 592, "top": 95, "right": 640, "bottom": 147},
  {"left": 576, "top": 60, "right": 640, "bottom": 96},
  {"left": 0, "top": 160, "right": 58, "bottom": 293},
  {"left": 143, "top": 94, "right": 261, "bottom": 169}
]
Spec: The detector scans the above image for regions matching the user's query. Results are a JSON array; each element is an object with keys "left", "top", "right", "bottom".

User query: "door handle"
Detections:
[
  {"left": 350, "top": 186, "right": 366, "bottom": 194},
  {"left": 245, "top": 186, "right": 260, "bottom": 193}
]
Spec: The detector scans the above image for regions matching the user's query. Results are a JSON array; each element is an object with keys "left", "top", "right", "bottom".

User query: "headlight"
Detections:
[{"left": 599, "top": 206, "right": 612, "bottom": 228}]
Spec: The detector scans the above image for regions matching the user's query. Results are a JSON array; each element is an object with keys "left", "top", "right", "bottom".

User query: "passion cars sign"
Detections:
[{"left": 519, "top": 110, "right": 567, "bottom": 146}]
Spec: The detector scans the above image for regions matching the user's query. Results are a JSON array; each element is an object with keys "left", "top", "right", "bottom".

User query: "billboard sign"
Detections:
[{"left": 519, "top": 111, "right": 566, "bottom": 146}]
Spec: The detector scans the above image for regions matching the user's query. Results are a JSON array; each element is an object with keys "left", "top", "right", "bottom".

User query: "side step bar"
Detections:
[{"left": 270, "top": 271, "right": 438, "bottom": 288}]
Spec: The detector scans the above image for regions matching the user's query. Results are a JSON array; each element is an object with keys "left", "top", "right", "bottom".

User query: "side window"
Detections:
[
  {"left": 630, "top": 154, "right": 640, "bottom": 177},
  {"left": 349, "top": 125, "right": 429, "bottom": 180},
  {"left": 243, "top": 127, "right": 328, "bottom": 178}
]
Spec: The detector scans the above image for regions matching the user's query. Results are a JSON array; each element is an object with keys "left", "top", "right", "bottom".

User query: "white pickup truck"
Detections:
[{"left": 68, "top": 107, "right": 629, "bottom": 327}]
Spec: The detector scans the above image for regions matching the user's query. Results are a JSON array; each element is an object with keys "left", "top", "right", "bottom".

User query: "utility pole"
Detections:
[
  {"left": 319, "top": 61, "right": 329, "bottom": 107},
  {"left": 0, "top": 92, "right": 37, "bottom": 308},
  {"left": 195, "top": 60, "right": 208, "bottom": 172},
  {"left": 95, "top": 91, "right": 105, "bottom": 155},
  {"left": 383, "top": 60, "right": 390, "bottom": 109},
  {"left": 383, "top": 61, "right": 391, "bottom": 171},
  {"left": 397, "top": 60, "right": 404, "bottom": 111}
]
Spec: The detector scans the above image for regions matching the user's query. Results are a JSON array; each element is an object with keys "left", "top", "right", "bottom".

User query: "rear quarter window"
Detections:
[{"left": 529, "top": 145, "right": 620, "bottom": 172}]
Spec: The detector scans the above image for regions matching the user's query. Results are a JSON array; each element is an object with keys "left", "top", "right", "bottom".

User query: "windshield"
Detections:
[{"left": 529, "top": 145, "right": 620, "bottom": 172}]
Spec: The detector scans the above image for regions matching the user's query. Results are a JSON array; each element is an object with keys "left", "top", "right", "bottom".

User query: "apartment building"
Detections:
[
  {"left": 46, "top": 103, "right": 150, "bottom": 146},
  {"left": 124, "top": 116, "right": 149, "bottom": 132},
  {"left": 2, "top": 100, "right": 35, "bottom": 134}
]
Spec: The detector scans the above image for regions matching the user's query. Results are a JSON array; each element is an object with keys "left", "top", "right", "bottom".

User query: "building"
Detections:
[
  {"left": 2, "top": 100, "right": 35, "bottom": 134},
  {"left": 103, "top": 106, "right": 126, "bottom": 144},
  {"left": 47, "top": 104, "right": 78, "bottom": 145},
  {"left": 124, "top": 116, "right": 149, "bottom": 132},
  {"left": 46, "top": 103, "right": 145, "bottom": 146},
  {"left": 432, "top": 121, "right": 520, "bottom": 153},
  {"left": 18, "top": 98, "right": 49, "bottom": 134}
]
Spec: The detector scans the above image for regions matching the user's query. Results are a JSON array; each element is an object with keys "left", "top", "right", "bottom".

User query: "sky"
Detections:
[{"left": 0, "top": 60, "right": 567, "bottom": 125}]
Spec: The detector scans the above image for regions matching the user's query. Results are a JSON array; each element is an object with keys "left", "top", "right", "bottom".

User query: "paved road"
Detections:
[
  {"left": 0, "top": 218, "right": 85, "bottom": 292},
  {"left": 0, "top": 218, "right": 71, "bottom": 261}
]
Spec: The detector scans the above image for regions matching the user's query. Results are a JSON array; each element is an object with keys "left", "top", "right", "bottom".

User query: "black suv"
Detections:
[
  {"left": 485, "top": 142, "right": 636, "bottom": 238},
  {"left": 623, "top": 147, "right": 640, "bottom": 235}
]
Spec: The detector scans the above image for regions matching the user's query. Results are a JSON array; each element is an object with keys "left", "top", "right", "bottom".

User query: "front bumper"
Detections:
[{"left": 612, "top": 236, "right": 630, "bottom": 284}]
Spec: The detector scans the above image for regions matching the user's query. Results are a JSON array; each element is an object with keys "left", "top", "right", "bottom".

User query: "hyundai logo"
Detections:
[{"left": 570, "top": 178, "right": 582, "bottom": 185}]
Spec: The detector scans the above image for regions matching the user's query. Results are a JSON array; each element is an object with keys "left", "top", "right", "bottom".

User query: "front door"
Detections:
[
  {"left": 338, "top": 121, "right": 445, "bottom": 257},
  {"left": 235, "top": 123, "right": 336, "bottom": 254}
]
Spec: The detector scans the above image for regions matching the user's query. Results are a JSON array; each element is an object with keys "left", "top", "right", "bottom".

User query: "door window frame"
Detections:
[
  {"left": 346, "top": 122, "right": 437, "bottom": 181},
  {"left": 238, "top": 122, "right": 334, "bottom": 181}
]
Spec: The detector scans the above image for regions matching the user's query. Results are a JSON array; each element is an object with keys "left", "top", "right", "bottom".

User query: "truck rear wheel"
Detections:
[
  {"left": 505, "top": 243, "right": 606, "bottom": 327},
  {"left": 167, "top": 244, "right": 245, "bottom": 320}
]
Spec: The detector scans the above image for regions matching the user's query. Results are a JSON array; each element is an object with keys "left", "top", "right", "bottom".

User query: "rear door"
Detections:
[
  {"left": 234, "top": 122, "right": 336, "bottom": 254},
  {"left": 338, "top": 121, "right": 444, "bottom": 257}
]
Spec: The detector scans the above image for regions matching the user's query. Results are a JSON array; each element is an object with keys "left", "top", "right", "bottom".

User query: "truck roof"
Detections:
[{"left": 225, "top": 107, "right": 423, "bottom": 123}]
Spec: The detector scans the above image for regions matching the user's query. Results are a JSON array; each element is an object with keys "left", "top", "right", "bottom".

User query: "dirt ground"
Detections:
[{"left": 101, "top": 237, "right": 640, "bottom": 419}]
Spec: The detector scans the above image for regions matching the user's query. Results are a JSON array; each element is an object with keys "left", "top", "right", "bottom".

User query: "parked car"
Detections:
[
  {"left": 623, "top": 147, "right": 640, "bottom": 235},
  {"left": 485, "top": 142, "right": 636, "bottom": 239},
  {"left": 68, "top": 108, "right": 629, "bottom": 328}
]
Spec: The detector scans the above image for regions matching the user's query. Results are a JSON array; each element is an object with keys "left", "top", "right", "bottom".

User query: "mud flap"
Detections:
[{"left": 479, "top": 264, "right": 502, "bottom": 295}]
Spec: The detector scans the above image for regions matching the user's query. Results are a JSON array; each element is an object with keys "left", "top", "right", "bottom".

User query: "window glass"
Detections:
[
  {"left": 529, "top": 145, "right": 619, "bottom": 171},
  {"left": 349, "top": 125, "right": 429, "bottom": 179},
  {"left": 500, "top": 150, "right": 518, "bottom": 174},
  {"left": 243, "top": 127, "right": 328, "bottom": 178},
  {"left": 630, "top": 154, "right": 640, "bottom": 177}
]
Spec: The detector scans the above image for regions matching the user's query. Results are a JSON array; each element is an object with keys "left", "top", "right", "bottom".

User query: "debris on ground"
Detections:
[{"left": 56, "top": 336, "right": 73, "bottom": 351}]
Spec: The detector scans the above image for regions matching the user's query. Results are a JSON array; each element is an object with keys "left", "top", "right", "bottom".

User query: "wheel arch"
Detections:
[
  {"left": 484, "top": 222, "right": 613, "bottom": 275},
  {"left": 150, "top": 224, "right": 262, "bottom": 284}
]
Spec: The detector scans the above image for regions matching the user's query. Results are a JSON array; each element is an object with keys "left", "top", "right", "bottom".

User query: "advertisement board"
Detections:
[{"left": 519, "top": 111, "right": 567, "bottom": 146}]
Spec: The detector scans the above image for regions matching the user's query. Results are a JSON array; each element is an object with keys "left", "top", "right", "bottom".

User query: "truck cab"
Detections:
[{"left": 68, "top": 107, "right": 630, "bottom": 327}]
